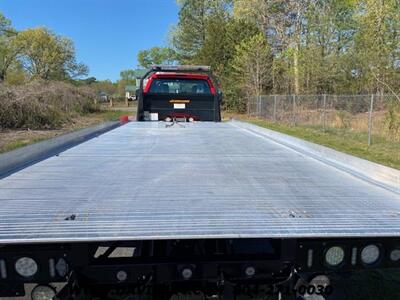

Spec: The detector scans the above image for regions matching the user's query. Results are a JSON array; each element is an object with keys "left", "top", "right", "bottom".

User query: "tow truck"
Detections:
[{"left": 0, "top": 66, "right": 399, "bottom": 300}]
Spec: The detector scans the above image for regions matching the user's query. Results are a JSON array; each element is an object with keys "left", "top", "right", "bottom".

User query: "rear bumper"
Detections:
[
  {"left": 1, "top": 237, "right": 399, "bottom": 298},
  {"left": 146, "top": 108, "right": 217, "bottom": 121}
]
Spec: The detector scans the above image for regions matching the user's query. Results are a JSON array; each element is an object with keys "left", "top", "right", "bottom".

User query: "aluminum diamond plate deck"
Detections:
[{"left": 0, "top": 121, "right": 400, "bottom": 244}]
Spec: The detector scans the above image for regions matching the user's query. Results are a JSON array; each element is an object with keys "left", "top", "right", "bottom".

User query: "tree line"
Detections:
[
  {"left": 0, "top": 12, "right": 131, "bottom": 99},
  {"left": 138, "top": 0, "right": 400, "bottom": 112},
  {"left": 0, "top": 12, "right": 109, "bottom": 130}
]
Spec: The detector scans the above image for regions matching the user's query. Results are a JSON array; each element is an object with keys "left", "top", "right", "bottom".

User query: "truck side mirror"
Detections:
[
  {"left": 217, "top": 91, "right": 223, "bottom": 102},
  {"left": 134, "top": 89, "right": 140, "bottom": 101}
]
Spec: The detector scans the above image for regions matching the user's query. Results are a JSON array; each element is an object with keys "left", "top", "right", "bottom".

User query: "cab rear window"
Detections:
[{"left": 149, "top": 79, "right": 211, "bottom": 94}]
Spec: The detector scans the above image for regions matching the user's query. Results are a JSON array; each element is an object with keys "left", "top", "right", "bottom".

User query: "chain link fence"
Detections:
[{"left": 248, "top": 94, "right": 400, "bottom": 145}]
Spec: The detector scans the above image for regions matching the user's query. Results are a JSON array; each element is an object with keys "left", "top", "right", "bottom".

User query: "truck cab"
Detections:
[{"left": 136, "top": 65, "right": 222, "bottom": 122}]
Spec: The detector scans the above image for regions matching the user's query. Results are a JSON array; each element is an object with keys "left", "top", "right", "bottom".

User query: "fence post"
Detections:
[
  {"left": 323, "top": 94, "right": 327, "bottom": 132},
  {"left": 368, "top": 94, "right": 374, "bottom": 146},
  {"left": 292, "top": 94, "right": 296, "bottom": 126},
  {"left": 273, "top": 95, "right": 277, "bottom": 122},
  {"left": 258, "top": 95, "right": 262, "bottom": 118}
]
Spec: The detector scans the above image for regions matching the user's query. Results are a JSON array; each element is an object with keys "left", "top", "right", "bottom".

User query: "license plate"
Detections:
[{"left": 174, "top": 103, "right": 185, "bottom": 109}]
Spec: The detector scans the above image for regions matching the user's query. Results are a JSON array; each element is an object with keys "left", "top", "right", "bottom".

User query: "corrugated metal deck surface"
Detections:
[{"left": 0, "top": 121, "right": 400, "bottom": 244}]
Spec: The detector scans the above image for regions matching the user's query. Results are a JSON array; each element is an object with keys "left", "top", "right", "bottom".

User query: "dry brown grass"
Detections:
[
  {"left": 0, "top": 110, "right": 133, "bottom": 153},
  {"left": 0, "top": 81, "right": 99, "bottom": 130},
  {"left": 249, "top": 108, "right": 400, "bottom": 142}
]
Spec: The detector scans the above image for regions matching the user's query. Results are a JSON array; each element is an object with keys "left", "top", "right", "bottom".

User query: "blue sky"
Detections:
[{"left": 0, "top": 0, "right": 179, "bottom": 81}]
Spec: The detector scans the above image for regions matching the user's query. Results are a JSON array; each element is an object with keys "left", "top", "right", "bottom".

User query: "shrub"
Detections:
[{"left": 0, "top": 81, "right": 99, "bottom": 129}]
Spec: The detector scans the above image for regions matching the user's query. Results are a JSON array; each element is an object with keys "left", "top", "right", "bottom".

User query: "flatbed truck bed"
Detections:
[
  {"left": 1, "top": 121, "right": 399, "bottom": 244},
  {"left": 1, "top": 120, "right": 400, "bottom": 300}
]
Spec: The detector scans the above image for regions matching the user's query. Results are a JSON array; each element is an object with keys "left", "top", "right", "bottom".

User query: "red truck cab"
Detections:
[{"left": 137, "top": 65, "right": 222, "bottom": 122}]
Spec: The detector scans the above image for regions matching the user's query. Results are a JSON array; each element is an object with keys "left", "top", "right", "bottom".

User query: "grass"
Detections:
[
  {"left": 2, "top": 137, "right": 51, "bottom": 153},
  {"left": 0, "top": 109, "right": 133, "bottom": 153},
  {"left": 244, "top": 118, "right": 400, "bottom": 170}
]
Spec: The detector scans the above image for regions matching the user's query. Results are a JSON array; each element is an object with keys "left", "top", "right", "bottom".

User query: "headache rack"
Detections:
[
  {"left": 140, "top": 65, "right": 214, "bottom": 90},
  {"left": 151, "top": 65, "right": 212, "bottom": 72},
  {"left": 141, "top": 65, "right": 213, "bottom": 86}
]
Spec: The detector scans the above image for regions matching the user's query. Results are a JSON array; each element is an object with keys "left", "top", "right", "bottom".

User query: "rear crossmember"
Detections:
[{"left": 1, "top": 237, "right": 399, "bottom": 299}]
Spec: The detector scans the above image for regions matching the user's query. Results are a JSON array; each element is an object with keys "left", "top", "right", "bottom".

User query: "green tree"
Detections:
[
  {"left": 0, "top": 12, "right": 20, "bottom": 82},
  {"left": 352, "top": 0, "right": 400, "bottom": 95},
  {"left": 172, "top": 0, "right": 232, "bottom": 62},
  {"left": 172, "top": 0, "right": 209, "bottom": 62},
  {"left": 116, "top": 69, "right": 137, "bottom": 98},
  {"left": 195, "top": 12, "right": 229, "bottom": 71},
  {"left": 92, "top": 80, "right": 117, "bottom": 95},
  {"left": 15, "top": 27, "right": 88, "bottom": 80},
  {"left": 231, "top": 33, "right": 273, "bottom": 101},
  {"left": 120, "top": 69, "right": 136, "bottom": 81},
  {"left": 137, "top": 47, "right": 176, "bottom": 68},
  {"left": 233, "top": 0, "right": 400, "bottom": 96},
  {"left": 233, "top": 0, "right": 284, "bottom": 36},
  {"left": 169, "top": 0, "right": 260, "bottom": 111},
  {"left": 216, "top": 18, "right": 261, "bottom": 110},
  {"left": 233, "top": 0, "right": 309, "bottom": 94},
  {"left": 299, "top": 0, "right": 357, "bottom": 94}
]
